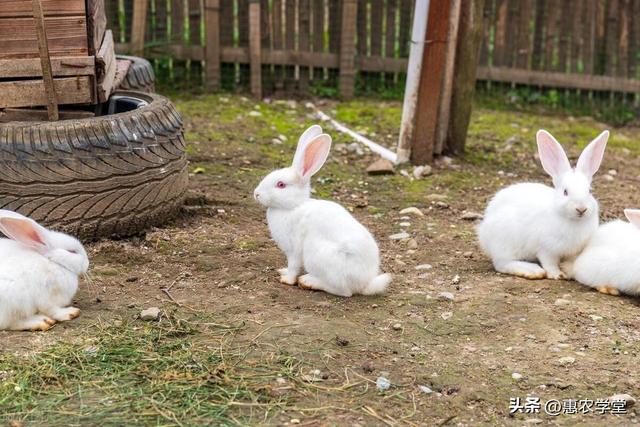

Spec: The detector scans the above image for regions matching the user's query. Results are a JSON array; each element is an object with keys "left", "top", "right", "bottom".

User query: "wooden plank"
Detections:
[
  {"left": 0, "top": 16, "right": 88, "bottom": 59},
  {"left": 515, "top": 0, "right": 532, "bottom": 69},
  {"left": 595, "top": 0, "right": 606, "bottom": 74},
  {"left": 172, "top": 0, "right": 186, "bottom": 43},
  {"left": 0, "top": 108, "right": 94, "bottom": 123},
  {"left": 447, "top": 0, "right": 485, "bottom": 154},
  {"left": 582, "top": 0, "right": 596, "bottom": 75},
  {"left": 504, "top": 0, "right": 518, "bottom": 67},
  {"left": 385, "top": 0, "right": 397, "bottom": 58},
  {"left": 299, "top": 0, "right": 311, "bottom": 90},
  {"left": 357, "top": 0, "right": 367, "bottom": 55},
  {"left": 113, "top": 58, "right": 132, "bottom": 89},
  {"left": 248, "top": 0, "right": 262, "bottom": 98},
  {"left": 570, "top": 0, "right": 583, "bottom": 73},
  {"left": 32, "top": 0, "right": 59, "bottom": 121},
  {"left": 0, "top": 0, "right": 85, "bottom": 17},
  {"left": 435, "top": 0, "right": 461, "bottom": 155},
  {"left": 398, "top": 0, "right": 412, "bottom": 57},
  {"left": 96, "top": 29, "right": 116, "bottom": 102},
  {"left": 272, "top": 0, "right": 283, "bottom": 49},
  {"left": 329, "top": 0, "right": 342, "bottom": 54},
  {"left": 239, "top": 0, "right": 249, "bottom": 46},
  {"left": 479, "top": 0, "right": 492, "bottom": 66},
  {"left": 557, "top": 0, "right": 572, "bottom": 71},
  {"left": 531, "top": 0, "right": 546, "bottom": 70},
  {"left": 618, "top": 0, "right": 630, "bottom": 77},
  {"left": 370, "top": 0, "right": 383, "bottom": 56},
  {"left": 131, "top": 0, "right": 148, "bottom": 55},
  {"left": 544, "top": 0, "right": 559, "bottom": 70},
  {"left": 630, "top": 0, "right": 640, "bottom": 77},
  {"left": 605, "top": 0, "right": 619, "bottom": 76},
  {"left": 339, "top": 0, "right": 358, "bottom": 99},
  {"left": 493, "top": 0, "right": 507, "bottom": 66},
  {"left": 188, "top": 0, "right": 201, "bottom": 44},
  {"left": 0, "top": 76, "right": 94, "bottom": 108},
  {"left": 284, "top": 0, "right": 295, "bottom": 87},
  {"left": 477, "top": 66, "right": 640, "bottom": 92},
  {"left": 87, "top": 0, "right": 107, "bottom": 55},
  {"left": 0, "top": 56, "right": 95, "bottom": 78},
  {"left": 205, "top": 0, "right": 221, "bottom": 90},
  {"left": 312, "top": 0, "right": 325, "bottom": 79},
  {"left": 411, "top": 0, "right": 451, "bottom": 164}
]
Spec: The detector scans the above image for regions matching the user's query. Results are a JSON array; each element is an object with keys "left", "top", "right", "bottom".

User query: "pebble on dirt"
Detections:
[
  {"left": 389, "top": 232, "right": 410, "bottom": 240},
  {"left": 558, "top": 356, "right": 576, "bottom": 366},
  {"left": 412, "top": 165, "right": 433, "bottom": 179},
  {"left": 399, "top": 207, "right": 424, "bottom": 217},
  {"left": 511, "top": 372, "right": 523, "bottom": 381},
  {"left": 608, "top": 393, "right": 636, "bottom": 407},
  {"left": 419, "top": 385, "right": 433, "bottom": 394},
  {"left": 415, "top": 264, "right": 433, "bottom": 270},
  {"left": 366, "top": 158, "right": 395, "bottom": 175},
  {"left": 438, "top": 292, "right": 455, "bottom": 301},
  {"left": 392, "top": 323, "right": 402, "bottom": 331},
  {"left": 140, "top": 307, "right": 161, "bottom": 321},
  {"left": 460, "top": 211, "right": 484, "bottom": 221},
  {"left": 376, "top": 376, "right": 391, "bottom": 391}
]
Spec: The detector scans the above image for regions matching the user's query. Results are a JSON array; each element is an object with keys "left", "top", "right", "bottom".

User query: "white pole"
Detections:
[{"left": 396, "top": 0, "right": 430, "bottom": 164}]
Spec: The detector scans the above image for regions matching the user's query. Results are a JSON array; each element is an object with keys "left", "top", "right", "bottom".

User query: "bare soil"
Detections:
[{"left": 2, "top": 95, "right": 640, "bottom": 426}]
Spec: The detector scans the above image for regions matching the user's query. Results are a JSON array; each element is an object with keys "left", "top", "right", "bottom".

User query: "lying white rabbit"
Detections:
[
  {"left": 0, "top": 210, "right": 89, "bottom": 331},
  {"left": 562, "top": 209, "right": 640, "bottom": 296},
  {"left": 477, "top": 129, "right": 609, "bottom": 280},
  {"left": 253, "top": 125, "right": 391, "bottom": 297}
]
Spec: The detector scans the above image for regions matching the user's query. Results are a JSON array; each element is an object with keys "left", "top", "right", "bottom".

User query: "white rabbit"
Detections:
[
  {"left": 562, "top": 209, "right": 640, "bottom": 296},
  {"left": 253, "top": 125, "right": 391, "bottom": 297},
  {"left": 477, "top": 129, "right": 609, "bottom": 280},
  {"left": 0, "top": 210, "right": 89, "bottom": 331}
]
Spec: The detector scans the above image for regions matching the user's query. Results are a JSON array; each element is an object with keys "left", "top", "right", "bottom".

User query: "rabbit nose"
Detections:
[{"left": 576, "top": 207, "right": 587, "bottom": 216}]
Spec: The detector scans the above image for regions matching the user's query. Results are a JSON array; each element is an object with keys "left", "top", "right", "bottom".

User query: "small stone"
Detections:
[
  {"left": 398, "top": 222, "right": 411, "bottom": 227},
  {"left": 463, "top": 251, "right": 473, "bottom": 258},
  {"left": 412, "top": 165, "right": 433, "bottom": 179},
  {"left": 609, "top": 393, "right": 636, "bottom": 407},
  {"left": 290, "top": 419, "right": 300, "bottom": 424},
  {"left": 523, "top": 419, "right": 543, "bottom": 424},
  {"left": 140, "top": 307, "right": 161, "bottom": 321},
  {"left": 451, "top": 275, "right": 460, "bottom": 285},
  {"left": 558, "top": 356, "right": 575, "bottom": 366},
  {"left": 277, "top": 134, "right": 288, "bottom": 142},
  {"left": 392, "top": 323, "right": 402, "bottom": 331},
  {"left": 441, "top": 312, "right": 453, "bottom": 320},
  {"left": 427, "top": 193, "right": 448, "bottom": 201},
  {"left": 271, "top": 138, "right": 283, "bottom": 145},
  {"left": 604, "top": 174, "right": 615, "bottom": 181},
  {"left": 376, "top": 376, "right": 391, "bottom": 391},
  {"left": 554, "top": 298, "right": 571, "bottom": 306},
  {"left": 346, "top": 142, "right": 364, "bottom": 155},
  {"left": 415, "top": 264, "right": 433, "bottom": 270},
  {"left": 248, "top": 111, "right": 262, "bottom": 117},
  {"left": 460, "top": 211, "right": 483, "bottom": 221},
  {"left": 512, "top": 372, "right": 523, "bottom": 381},
  {"left": 438, "top": 292, "right": 455, "bottom": 301},
  {"left": 399, "top": 207, "right": 424, "bottom": 217},
  {"left": 366, "top": 159, "right": 395, "bottom": 175},
  {"left": 406, "top": 238, "right": 418, "bottom": 249},
  {"left": 335, "top": 336, "right": 349, "bottom": 347},
  {"left": 435, "top": 201, "right": 449, "bottom": 209},
  {"left": 419, "top": 385, "right": 433, "bottom": 394},
  {"left": 126, "top": 276, "right": 139, "bottom": 283},
  {"left": 589, "top": 314, "right": 603, "bottom": 321},
  {"left": 389, "top": 232, "right": 410, "bottom": 240},
  {"left": 608, "top": 169, "right": 618, "bottom": 176}
]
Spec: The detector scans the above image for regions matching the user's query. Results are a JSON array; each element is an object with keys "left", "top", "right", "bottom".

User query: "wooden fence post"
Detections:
[
  {"left": 31, "top": 0, "right": 58, "bottom": 121},
  {"left": 248, "top": 0, "right": 262, "bottom": 98},
  {"left": 131, "top": 0, "right": 148, "bottom": 55},
  {"left": 205, "top": 0, "right": 220, "bottom": 91},
  {"left": 410, "top": 0, "right": 452, "bottom": 165},
  {"left": 339, "top": 0, "right": 358, "bottom": 100},
  {"left": 446, "top": 0, "right": 485, "bottom": 154}
]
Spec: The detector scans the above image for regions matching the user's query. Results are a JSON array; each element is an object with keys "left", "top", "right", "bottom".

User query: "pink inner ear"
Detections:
[
  {"left": 303, "top": 140, "right": 324, "bottom": 177},
  {"left": 0, "top": 218, "right": 46, "bottom": 247}
]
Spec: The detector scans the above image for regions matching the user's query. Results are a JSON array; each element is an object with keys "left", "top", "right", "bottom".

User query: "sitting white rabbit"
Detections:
[
  {"left": 562, "top": 209, "right": 640, "bottom": 296},
  {"left": 477, "top": 130, "right": 608, "bottom": 280},
  {"left": 254, "top": 125, "right": 391, "bottom": 297},
  {"left": 0, "top": 210, "right": 89, "bottom": 331}
]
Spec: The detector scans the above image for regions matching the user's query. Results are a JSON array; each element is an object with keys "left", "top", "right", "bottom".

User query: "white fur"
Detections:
[
  {"left": 477, "top": 130, "right": 608, "bottom": 279},
  {"left": 254, "top": 125, "right": 391, "bottom": 297},
  {"left": 565, "top": 210, "right": 640, "bottom": 295},
  {"left": 0, "top": 210, "right": 89, "bottom": 331}
]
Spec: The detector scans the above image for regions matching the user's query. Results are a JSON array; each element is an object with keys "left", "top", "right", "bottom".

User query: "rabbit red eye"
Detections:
[
  {"left": 563, "top": 189, "right": 568, "bottom": 196},
  {"left": 276, "top": 181, "right": 286, "bottom": 189}
]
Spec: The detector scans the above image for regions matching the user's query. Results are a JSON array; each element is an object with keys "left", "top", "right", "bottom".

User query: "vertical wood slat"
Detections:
[
  {"left": 570, "top": 0, "right": 583, "bottom": 73},
  {"left": 205, "top": 0, "right": 220, "bottom": 90},
  {"left": 285, "top": 0, "right": 295, "bottom": 87},
  {"left": 188, "top": 0, "right": 201, "bottom": 44},
  {"left": 249, "top": 0, "right": 262, "bottom": 97},
  {"left": 385, "top": 0, "right": 397, "bottom": 58},
  {"left": 219, "top": 0, "right": 233, "bottom": 46},
  {"left": 411, "top": 0, "right": 452, "bottom": 164},
  {"left": 32, "top": 0, "right": 58, "bottom": 121},
  {"left": 299, "top": 0, "right": 311, "bottom": 90},
  {"left": 583, "top": 0, "right": 596, "bottom": 75},
  {"left": 339, "top": 0, "right": 358, "bottom": 99},
  {"left": 131, "top": 0, "right": 149, "bottom": 55},
  {"left": 172, "top": 0, "right": 185, "bottom": 43},
  {"left": 479, "top": 0, "right": 493, "bottom": 66},
  {"left": 493, "top": 0, "right": 507, "bottom": 66},
  {"left": 398, "top": 0, "right": 412, "bottom": 57},
  {"left": 504, "top": 0, "right": 519, "bottom": 67},
  {"left": 544, "top": 0, "right": 559, "bottom": 70},
  {"left": 370, "top": 0, "right": 383, "bottom": 56},
  {"left": 630, "top": 0, "right": 640, "bottom": 78},
  {"left": 312, "top": 0, "right": 325, "bottom": 78},
  {"left": 357, "top": 0, "right": 367, "bottom": 55},
  {"left": 618, "top": 0, "right": 630, "bottom": 77},
  {"left": 531, "top": 0, "right": 546, "bottom": 70},
  {"left": 515, "top": 0, "right": 532, "bottom": 69}
]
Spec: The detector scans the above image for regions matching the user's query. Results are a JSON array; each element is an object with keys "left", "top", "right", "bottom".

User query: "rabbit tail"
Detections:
[{"left": 361, "top": 273, "right": 392, "bottom": 295}]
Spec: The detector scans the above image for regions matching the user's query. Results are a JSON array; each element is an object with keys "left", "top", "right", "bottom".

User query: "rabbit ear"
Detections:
[
  {"left": 624, "top": 209, "right": 640, "bottom": 230},
  {"left": 536, "top": 130, "right": 571, "bottom": 180},
  {"left": 0, "top": 210, "right": 49, "bottom": 252},
  {"left": 292, "top": 125, "right": 323, "bottom": 171},
  {"left": 576, "top": 130, "right": 609, "bottom": 180},
  {"left": 296, "top": 134, "right": 332, "bottom": 180}
]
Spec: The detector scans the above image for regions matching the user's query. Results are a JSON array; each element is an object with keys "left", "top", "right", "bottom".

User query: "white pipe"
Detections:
[
  {"left": 307, "top": 103, "right": 398, "bottom": 163},
  {"left": 396, "top": 0, "right": 430, "bottom": 164}
]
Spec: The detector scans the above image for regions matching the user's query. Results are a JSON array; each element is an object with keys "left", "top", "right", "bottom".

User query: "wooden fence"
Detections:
[{"left": 107, "top": 0, "right": 640, "bottom": 96}]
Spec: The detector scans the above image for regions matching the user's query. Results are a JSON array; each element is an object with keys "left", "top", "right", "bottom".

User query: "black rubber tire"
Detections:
[
  {"left": 0, "top": 91, "right": 188, "bottom": 240},
  {"left": 115, "top": 55, "right": 156, "bottom": 93}
]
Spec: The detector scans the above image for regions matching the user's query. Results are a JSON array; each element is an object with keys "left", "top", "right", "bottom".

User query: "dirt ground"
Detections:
[{"left": 2, "top": 95, "right": 640, "bottom": 426}]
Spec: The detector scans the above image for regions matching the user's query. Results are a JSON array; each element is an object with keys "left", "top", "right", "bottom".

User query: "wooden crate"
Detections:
[{"left": 0, "top": 0, "right": 110, "bottom": 110}]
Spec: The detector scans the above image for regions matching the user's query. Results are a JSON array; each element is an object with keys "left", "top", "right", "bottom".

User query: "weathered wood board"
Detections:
[{"left": 0, "top": 76, "right": 95, "bottom": 108}]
